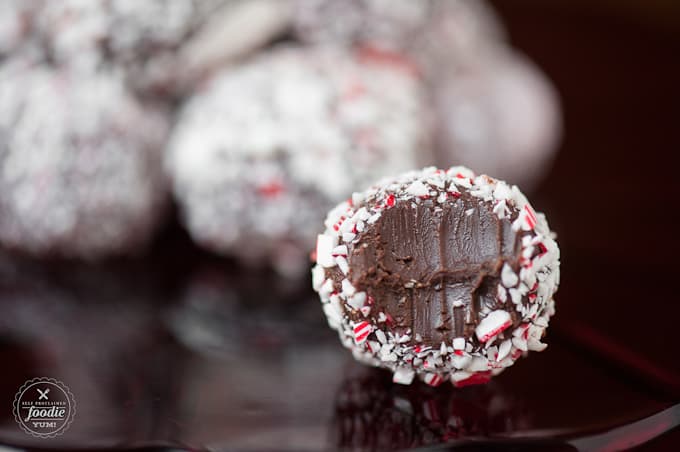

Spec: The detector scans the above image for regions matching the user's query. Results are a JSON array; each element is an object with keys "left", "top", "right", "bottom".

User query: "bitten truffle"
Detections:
[{"left": 312, "top": 166, "right": 560, "bottom": 387}]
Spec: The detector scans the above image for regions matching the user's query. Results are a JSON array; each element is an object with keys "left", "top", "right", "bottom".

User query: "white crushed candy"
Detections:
[
  {"left": 486, "top": 346, "right": 499, "bottom": 361},
  {"left": 440, "top": 342, "right": 448, "bottom": 355},
  {"left": 319, "top": 279, "right": 334, "bottom": 301},
  {"left": 347, "top": 292, "right": 366, "bottom": 310},
  {"left": 534, "top": 317, "right": 549, "bottom": 328},
  {"left": 450, "top": 371, "right": 473, "bottom": 383},
  {"left": 323, "top": 302, "right": 342, "bottom": 328},
  {"left": 375, "top": 329, "right": 387, "bottom": 344},
  {"left": 341, "top": 279, "right": 356, "bottom": 297},
  {"left": 501, "top": 263, "right": 519, "bottom": 287},
  {"left": 467, "top": 357, "right": 490, "bottom": 372},
  {"left": 528, "top": 339, "right": 548, "bottom": 352},
  {"left": 312, "top": 265, "right": 325, "bottom": 291},
  {"left": 453, "top": 337, "right": 466, "bottom": 350},
  {"left": 360, "top": 306, "right": 371, "bottom": 317},
  {"left": 518, "top": 283, "right": 529, "bottom": 296},
  {"left": 316, "top": 234, "right": 337, "bottom": 268},
  {"left": 392, "top": 368, "right": 415, "bottom": 385},
  {"left": 336, "top": 256, "right": 349, "bottom": 275},
  {"left": 452, "top": 175, "right": 472, "bottom": 188},
  {"left": 339, "top": 218, "right": 355, "bottom": 234},
  {"left": 405, "top": 180, "right": 429, "bottom": 197},
  {"left": 512, "top": 337, "right": 528, "bottom": 352},
  {"left": 451, "top": 354, "right": 472, "bottom": 369},
  {"left": 497, "top": 285, "right": 508, "bottom": 302},
  {"left": 493, "top": 199, "right": 508, "bottom": 219},
  {"left": 355, "top": 207, "right": 370, "bottom": 221},
  {"left": 332, "top": 245, "right": 348, "bottom": 256},
  {"left": 528, "top": 302, "right": 539, "bottom": 318},
  {"left": 381, "top": 343, "right": 395, "bottom": 354},
  {"left": 342, "top": 232, "right": 356, "bottom": 242},
  {"left": 493, "top": 181, "right": 512, "bottom": 200},
  {"left": 382, "top": 352, "right": 398, "bottom": 362},
  {"left": 367, "top": 212, "right": 381, "bottom": 224},
  {"left": 509, "top": 288, "right": 522, "bottom": 304},
  {"left": 497, "top": 340, "right": 512, "bottom": 361}
]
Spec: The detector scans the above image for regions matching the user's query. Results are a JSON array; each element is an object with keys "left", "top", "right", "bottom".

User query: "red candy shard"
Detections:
[
  {"left": 257, "top": 181, "right": 285, "bottom": 198},
  {"left": 453, "top": 371, "right": 492, "bottom": 388},
  {"left": 523, "top": 204, "right": 537, "bottom": 230},
  {"left": 353, "top": 321, "right": 372, "bottom": 344}
]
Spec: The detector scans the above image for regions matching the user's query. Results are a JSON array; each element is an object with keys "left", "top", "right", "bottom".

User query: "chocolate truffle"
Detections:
[
  {"left": 165, "top": 46, "right": 430, "bottom": 276},
  {"left": 312, "top": 166, "right": 560, "bottom": 387},
  {"left": 0, "top": 64, "right": 169, "bottom": 258}
]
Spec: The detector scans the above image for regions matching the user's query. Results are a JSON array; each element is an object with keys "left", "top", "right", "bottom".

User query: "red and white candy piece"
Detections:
[
  {"left": 393, "top": 367, "right": 416, "bottom": 385},
  {"left": 475, "top": 310, "right": 512, "bottom": 343},
  {"left": 353, "top": 321, "right": 373, "bottom": 345},
  {"left": 424, "top": 373, "right": 445, "bottom": 387}
]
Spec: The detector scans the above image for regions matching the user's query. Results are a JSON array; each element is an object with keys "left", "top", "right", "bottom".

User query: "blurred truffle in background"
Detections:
[
  {"left": 0, "top": 62, "right": 168, "bottom": 259},
  {"left": 165, "top": 46, "right": 430, "bottom": 276},
  {"left": 32, "top": 0, "right": 290, "bottom": 97},
  {"left": 293, "top": 0, "right": 562, "bottom": 190},
  {"left": 0, "top": 0, "right": 562, "bottom": 274}
]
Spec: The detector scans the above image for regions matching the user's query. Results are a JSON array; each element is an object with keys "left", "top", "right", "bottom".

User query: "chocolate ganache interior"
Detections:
[{"left": 344, "top": 192, "right": 525, "bottom": 346}]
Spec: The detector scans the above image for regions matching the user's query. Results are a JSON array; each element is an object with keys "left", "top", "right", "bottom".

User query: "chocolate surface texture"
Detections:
[{"left": 347, "top": 192, "right": 523, "bottom": 345}]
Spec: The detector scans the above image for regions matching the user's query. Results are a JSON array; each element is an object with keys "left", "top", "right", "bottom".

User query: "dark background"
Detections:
[
  {"left": 490, "top": 0, "right": 680, "bottom": 383},
  {"left": 1, "top": 1, "right": 679, "bottom": 450}
]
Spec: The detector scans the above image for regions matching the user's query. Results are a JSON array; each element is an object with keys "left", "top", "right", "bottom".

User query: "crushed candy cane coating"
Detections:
[{"left": 312, "top": 166, "right": 560, "bottom": 386}]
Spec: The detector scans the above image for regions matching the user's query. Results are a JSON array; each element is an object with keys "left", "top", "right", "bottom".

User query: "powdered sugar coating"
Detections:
[
  {"left": 312, "top": 166, "right": 560, "bottom": 386},
  {"left": 166, "top": 46, "right": 430, "bottom": 276},
  {"left": 0, "top": 65, "right": 169, "bottom": 258}
]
